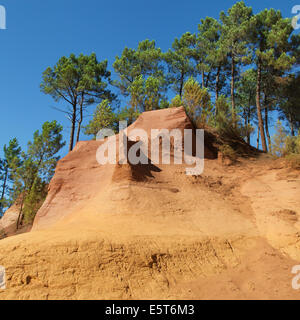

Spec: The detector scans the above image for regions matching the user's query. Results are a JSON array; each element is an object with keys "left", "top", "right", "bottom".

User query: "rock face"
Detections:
[
  {"left": 0, "top": 203, "right": 20, "bottom": 237},
  {"left": 33, "top": 106, "right": 216, "bottom": 230},
  {"left": 0, "top": 107, "right": 299, "bottom": 300}
]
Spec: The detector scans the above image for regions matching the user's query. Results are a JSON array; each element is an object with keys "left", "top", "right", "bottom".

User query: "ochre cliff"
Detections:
[{"left": 0, "top": 107, "right": 300, "bottom": 300}]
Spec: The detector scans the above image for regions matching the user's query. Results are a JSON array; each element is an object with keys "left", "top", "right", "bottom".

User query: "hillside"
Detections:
[{"left": 0, "top": 107, "right": 299, "bottom": 300}]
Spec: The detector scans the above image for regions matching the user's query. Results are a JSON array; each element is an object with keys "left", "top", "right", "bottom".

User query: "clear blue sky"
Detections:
[{"left": 0, "top": 0, "right": 298, "bottom": 156}]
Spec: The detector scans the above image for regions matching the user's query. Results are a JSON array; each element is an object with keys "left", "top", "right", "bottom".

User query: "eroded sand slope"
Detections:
[{"left": 0, "top": 107, "right": 299, "bottom": 300}]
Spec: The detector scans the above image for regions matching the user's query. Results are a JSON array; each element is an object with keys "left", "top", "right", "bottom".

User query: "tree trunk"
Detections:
[
  {"left": 76, "top": 119, "right": 82, "bottom": 144},
  {"left": 256, "top": 124, "right": 260, "bottom": 149},
  {"left": 205, "top": 72, "right": 210, "bottom": 88},
  {"left": 202, "top": 71, "right": 205, "bottom": 88},
  {"left": 264, "top": 97, "right": 271, "bottom": 152},
  {"left": 247, "top": 106, "right": 251, "bottom": 145},
  {"left": 231, "top": 55, "right": 236, "bottom": 125},
  {"left": 69, "top": 104, "right": 77, "bottom": 152},
  {"left": 0, "top": 168, "right": 8, "bottom": 214},
  {"left": 215, "top": 66, "right": 220, "bottom": 102},
  {"left": 16, "top": 193, "right": 25, "bottom": 230},
  {"left": 244, "top": 113, "right": 248, "bottom": 143},
  {"left": 256, "top": 62, "right": 267, "bottom": 152},
  {"left": 0, "top": 168, "right": 8, "bottom": 204},
  {"left": 289, "top": 114, "right": 295, "bottom": 136},
  {"left": 76, "top": 101, "right": 84, "bottom": 143},
  {"left": 179, "top": 72, "right": 184, "bottom": 98}
]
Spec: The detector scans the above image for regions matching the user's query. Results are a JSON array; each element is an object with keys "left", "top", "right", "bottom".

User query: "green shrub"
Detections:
[
  {"left": 285, "top": 154, "right": 300, "bottom": 170},
  {"left": 285, "top": 135, "right": 300, "bottom": 155},
  {"left": 169, "top": 95, "right": 182, "bottom": 108},
  {"left": 219, "top": 144, "right": 237, "bottom": 160},
  {"left": 23, "top": 180, "right": 47, "bottom": 224}
]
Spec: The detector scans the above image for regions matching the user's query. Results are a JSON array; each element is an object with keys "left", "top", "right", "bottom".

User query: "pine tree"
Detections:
[
  {"left": 164, "top": 33, "right": 195, "bottom": 97},
  {"left": 271, "top": 120, "right": 288, "bottom": 157},
  {"left": 12, "top": 121, "right": 65, "bottom": 225},
  {"left": 113, "top": 40, "right": 167, "bottom": 112},
  {"left": 249, "top": 8, "right": 295, "bottom": 151},
  {"left": 0, "top": 138, "right": 21, "bottom": 216},
  {"left": 236, "top": 69, "right": 256, "bottom": 144},
  {"left": 182, "top": 77, "right": 213, "bottom": 126},
  {"left": 278, "top": 73, "right": 300, "bottom": 136},
  {"left": 41, "top": 53, "right": 114, "bottom": 151},
  {"left": 220, "top": 1, "right": 252, "bottom": 124},
  {"left": 84, "top": 100, "right": 117, "bottom": 138}
]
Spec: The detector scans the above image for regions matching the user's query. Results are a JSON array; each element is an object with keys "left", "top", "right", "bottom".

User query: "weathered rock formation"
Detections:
[{"left": 0, "top": 107, "right": 299, "bottom": 300}]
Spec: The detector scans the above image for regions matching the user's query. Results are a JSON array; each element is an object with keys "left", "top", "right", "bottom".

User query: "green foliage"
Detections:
[
  {"left": 275, "top": 128, "right": 300, "bottom": 169},
  {"left": 41, "top": 53, "right": 113, "bottom": 104},
  {"left": 10, "top": 121, "right": 65, "bottom": 226},
  {"left": 278, "top": 74, "right": 300, "bottom": 135},
  {"left": 22, "top": 179, "right": 47, "bottom": 224},
  {"left": 220, "top": 1, "right": 252, "bottom": 62},
  {"left": 182, "top": 77, "right": 213, "bottom": 126},
  {"left": 285, "top": 154, "right": 300, "bottom": 170},
  {"left": 41, "top": 53, "right": 114, "bottom": 151},
  {"left": 271, "top": 120, "right": 289, "bottom": 157},
  {"left": 220, "top": 1, "right": 253, "bottom": 121},
  {"left": 125, "top": 74, "right": 167, "bottom": 112},
  {"left": 219, "top": 144, "right": 237, "bottom": 160},
  {"left": 164, "top": 33, "right": 195, "bottom": 97},
  {"left": 284, "top": 134, "right": 300, "bottom": 154},
  {"left": 0, "top": 138, "right": 22, "bottom": 215},
  {"left": 194, "top": 17, "right": 227, "bottom": 91},
  {"left": 27, "top": 121, "right": 65, "bottom": 183},
  {"left": 84, "top": 100, "right": 117, "bottom": 138},
  {"left": 117, "top": 106, "right": 141, "bottom": 126},
  {"left": 169, "top": 95, "right": 183, "bottom": 108},
  {"left": 270, "top": 121, "right": 300, "bottom": 160},
  {"left": 214, "top": 94, "right": 252, "bottom": 142},
  {"left": 236, "top": 69, "right": 257, "bottom": 143},
  {"left": 35, "top": 2, "right": 300, "bottom": 157},
  {"left": 113, "top": 40, "right": 167, "bottom": 112},
  {"left": 215, "top": 95, "right": 231, "bottom": 125}
]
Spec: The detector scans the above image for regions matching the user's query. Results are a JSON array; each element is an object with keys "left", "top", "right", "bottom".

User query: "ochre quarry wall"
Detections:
[
  {"left": 0, "top": 107, "right": 300, "bottom": 300},
  {"left": 33, "top": 106, "right": 216, "bottom": 230}
]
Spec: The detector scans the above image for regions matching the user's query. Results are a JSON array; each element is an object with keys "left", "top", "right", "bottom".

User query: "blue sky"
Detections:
[{"left": 0, "top": 0, "right": 298, "bottom": 156}]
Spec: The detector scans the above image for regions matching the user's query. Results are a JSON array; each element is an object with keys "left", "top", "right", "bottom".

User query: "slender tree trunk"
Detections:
[
  {"left": 0, "top": 169, "right": 8, "bottom": 204},
  {"left": 0, "top": 168, "right": 8, "bottom": 215},
  {"left": 179, "top": 72, "right": 184, "bottom": 98},
  {"left": 244, "top": 113, "right": 248, "bottom": 142},
  {"left": 264, "top": 107, "right": 271, "bottom": 152},
  {"left": 215, "top": 66, "right": 220, "bottom": 102},
  {"left": 257, "top": 124, "right": 260, "bottom": 149},
  {"left": 69, "top": 104, "right": 77, "bottom": 152},
  {"left": 256, "top": 62, "right": 267, "bottom": 152},
  {"left": 205, "top": 72, "right": 210, "bottom": 88},
  {"left": 231, "top": 55, "right": 236, "bottom": 125},
  {"left": 289, "top": 114, "right": 295, "bottom": 136},
  {"left": 76, "top": 100, "right": 84, "bottom": 143},
  {"left": 247, "top": 106, "right": 251, "bottom": 145},
  {"left": 16, "top": 193, "right": 25, "bottom": 230},
  {"left": 264, "top": 96, "right": 271, "bottom": 152},
  {"left": 202, "top": 71, "right": 205, "bottom": 88},
  {"left": 76, "top": 116, "right": 82, "bottom": 144}
]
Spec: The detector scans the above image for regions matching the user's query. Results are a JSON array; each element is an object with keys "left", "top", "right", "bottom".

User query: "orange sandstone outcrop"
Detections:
[
  {"left": 0, "top": 107, "right": 299, "bottom": 300},
  {"left": 33, "top": 106, "right": 216, "bottom": 230}
]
